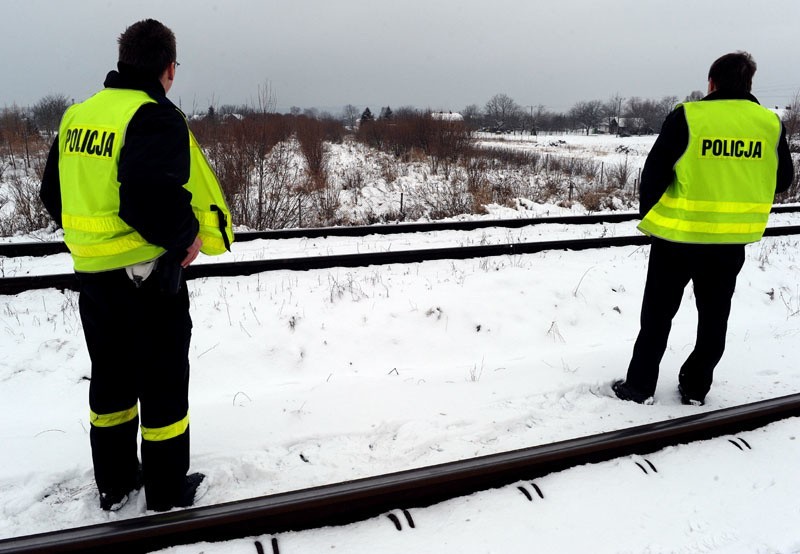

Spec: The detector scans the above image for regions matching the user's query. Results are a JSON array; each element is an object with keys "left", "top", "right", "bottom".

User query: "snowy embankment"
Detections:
[
  {"left": 1, "top": 132, "right": 799, "bottom": 552},
  {"left": 2, "top": 227, "right": 800, "bottom": 552}
]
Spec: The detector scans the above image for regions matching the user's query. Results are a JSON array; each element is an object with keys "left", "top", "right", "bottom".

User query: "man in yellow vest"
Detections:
[
  {"left": 40, "top": 19, "right": 231, "bottom": 511},
  {"left": 612, "top": 52, "right": 793, "bottom": 406}
]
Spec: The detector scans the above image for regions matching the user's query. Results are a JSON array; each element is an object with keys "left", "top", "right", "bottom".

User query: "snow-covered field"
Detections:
[{"left": 1, "top": 134, "right": 799, "bottom": 553}]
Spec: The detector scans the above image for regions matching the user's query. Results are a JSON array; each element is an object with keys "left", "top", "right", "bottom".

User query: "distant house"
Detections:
[
  {"left": 187, "top": 112, "right": 243, "bottom": 122},
  {"left": 770, "top": 107, "right": 787, "bottom": 120},
  {"left": 607, "top": 117, "right": 649, "bottom": 136},
  {"left": 431, "top": 111, "right": 464, "bottom": 122}
]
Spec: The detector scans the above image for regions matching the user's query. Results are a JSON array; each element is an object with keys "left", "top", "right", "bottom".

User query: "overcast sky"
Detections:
[{"left": 3, "top": 0, "right": 799, "bottom": 115}]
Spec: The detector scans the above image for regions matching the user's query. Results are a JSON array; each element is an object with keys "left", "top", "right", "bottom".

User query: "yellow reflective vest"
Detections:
[
  {"left": 58, "top": 88, "right": 233, "bottom": 272},
  {"left": 638, "top": 100, "right": 781, "bottom": 244}
]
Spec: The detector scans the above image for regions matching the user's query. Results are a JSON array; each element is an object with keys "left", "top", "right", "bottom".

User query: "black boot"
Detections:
[
  {"left": 612, "top": 380, "right": 654, "bottom": 405},
  {"left": 99, "top": 464, "right": 143, "bottom": 511},
  {"left": 148, "top": 472, "right": 206, "bottom": 512},
  {"left": 678, "top": 384, "right": 705, "bottom": 406}
]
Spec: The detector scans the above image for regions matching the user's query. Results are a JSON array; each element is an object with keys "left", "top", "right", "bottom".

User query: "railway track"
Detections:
[
  {"left": 0, "top": 211, "right": 640, "bottom": 258},
  {"left": 2, "top": 223, "right": 800, "bottom": 296},
  {"left": 1, "top": 392, "right": 798, "bottom": 554},
  {"left": 2, "top": 204, "right": 799, "bottom": 259}
]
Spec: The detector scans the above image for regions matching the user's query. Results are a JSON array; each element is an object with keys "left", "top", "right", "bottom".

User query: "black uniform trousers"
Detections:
[
  {"left": 624, "top": 238, "right": 746, "bottom": 401},
  {"left": 78, "top": 264, "right": 192, "bottom": 508}
]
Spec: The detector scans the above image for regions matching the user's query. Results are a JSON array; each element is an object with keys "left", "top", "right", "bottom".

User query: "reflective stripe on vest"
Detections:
[
  {"left": 141, "top": 413, "right": 189, "bottom": 442},
  {"left": 638, "top": 100, "right": 781, "bottom": 244},
  {"left": 90, "top": 404, "right": 139, "bottom": 428},
  {"left": 58, "top": 88, "right": 233, "bottom": 272}
]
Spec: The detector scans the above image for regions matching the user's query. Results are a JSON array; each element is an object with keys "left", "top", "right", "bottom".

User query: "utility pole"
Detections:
[{"left": 524, "top": 105, "right": 541, "bottom": 137}]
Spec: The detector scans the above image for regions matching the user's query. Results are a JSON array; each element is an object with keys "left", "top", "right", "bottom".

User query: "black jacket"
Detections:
[
  {"left": 40, "top": 68, "right": 199, "bottom": 256},
  {"left": 639, "top": 90, "right": 794, "bottom": 217}
]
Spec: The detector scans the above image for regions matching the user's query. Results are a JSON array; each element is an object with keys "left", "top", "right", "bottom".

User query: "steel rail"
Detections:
[
  {"left": 2, "top": 204, "right": 799, "bottom": 258},
  {"left": 0, "top": 212, "right": 640, "bottom": 258},
  {"left": 1, "top": 392, "right": 799, "bottom": 554},
  {"left": 3, "top": 226, "right": 800, "bottom": 296}
]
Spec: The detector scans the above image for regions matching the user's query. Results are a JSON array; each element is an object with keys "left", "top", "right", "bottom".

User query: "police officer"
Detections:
[
  {"left": 613, "top": 51, "right": 794, "bottom": 406},
  {"left": 40, "top": 19, "right": 232, "bottom": 511}
]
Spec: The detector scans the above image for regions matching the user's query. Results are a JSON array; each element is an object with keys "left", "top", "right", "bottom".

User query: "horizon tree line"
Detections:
[{"left": 2, "top": 87, "right": 800, "bottom": 144}]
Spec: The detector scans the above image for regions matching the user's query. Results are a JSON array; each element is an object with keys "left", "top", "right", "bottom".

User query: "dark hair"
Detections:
[
  {"left": 117, "top": 19, "right": 176, "bottom": 79},
  {"left": 708, "top": 51, "right": 756, "bottom": 93}
]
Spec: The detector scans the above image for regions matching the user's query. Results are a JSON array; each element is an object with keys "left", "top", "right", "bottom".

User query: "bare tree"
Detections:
[
  {"left": 428, "top": 117, "right": 471, "bottom": 178},
  {"left": 603, "top": 93, "right": 624, "bottom": 132},
  {"left": 654, "top": 95, "right": 679, "bottom": 128},
  {"left": 569, "top": 100, "right": 604, "bottom": 135},
  {"left": 623, "top": 97, "right": 649, "bottom": 133},
  {"left": 392, "top": 105, "right": 420, "bottom": 119},
  {"left": 520, "top": 104, "right": 547, "bottom": 134},
  {"left": 295, "top": 116, "right": 328, "bottom": 189},
  {"left": 460, "top": 104, "right": 482, "bottom": 129},
  {"left": 623, "top": 97, "right": 662, "bottom": 134},
  {"left": 782, "top": 90, "right": 800, "bottom": 146},
  {"left": 218, "top": 104, "right": 250, "bottom": 116},
  {"left": 31, "top": 94, "right": 71, "bottom": 136},
  {"left": 684, "top": 90, "right": 705, "bottom": 102},
  {"left": 777, "top": 90, "right": 800, "bottom": 201},
  {"left": 341, "top": 104, "right": 360, "bottom": 128},
  {"left": 255, "top": 80, "right": 277, "bottom": 114},
  {"left": 484, "top": 93, "right": 522, "bottom": 131},
  {"left": 0, "top": 104, "right": 41, "bottom": 169}
]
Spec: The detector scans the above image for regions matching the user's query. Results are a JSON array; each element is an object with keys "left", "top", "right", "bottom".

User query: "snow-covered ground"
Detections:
[{"left": 1, "top": 134, "right": 799, "bottom": 553}]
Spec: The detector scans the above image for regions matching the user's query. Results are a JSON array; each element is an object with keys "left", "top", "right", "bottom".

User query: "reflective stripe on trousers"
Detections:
[{"left": 91, "top": 406, "right": 189, "bottom": 442}]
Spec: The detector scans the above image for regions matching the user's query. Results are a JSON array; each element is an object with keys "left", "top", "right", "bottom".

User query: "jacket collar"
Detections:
[
  {"left": 703, "top": 90, "right": 760, "bottom": 104},
  {"left": 103, "top": 65, "right": 175, "bottom": 108}
]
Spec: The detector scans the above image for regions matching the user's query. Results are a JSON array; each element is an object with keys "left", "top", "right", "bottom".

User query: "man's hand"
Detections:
[{"left": 181, "top": 236, "right": 202, "bottom": 268}]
